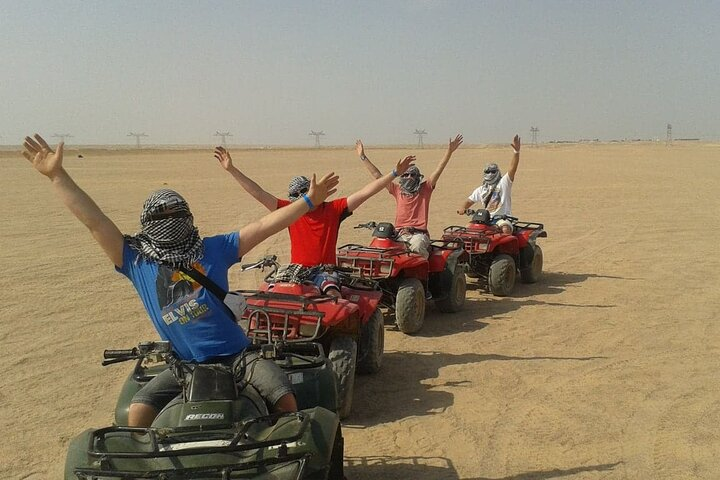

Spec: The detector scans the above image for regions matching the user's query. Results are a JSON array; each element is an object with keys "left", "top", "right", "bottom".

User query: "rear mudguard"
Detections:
[{"left": 65, "top": 407, "right": 340, "bottom": 480}]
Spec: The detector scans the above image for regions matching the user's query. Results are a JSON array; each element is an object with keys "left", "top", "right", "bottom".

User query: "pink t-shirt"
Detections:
[{"left": 388, "top": 182, "right": 433, "bottom": 231}]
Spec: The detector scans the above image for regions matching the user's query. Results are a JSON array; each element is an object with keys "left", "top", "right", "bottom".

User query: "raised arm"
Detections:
[
  {"left": 356, "top": 139, "right": 389, "bottom": 183},
  {"left": 23, "top": 134, "right": 124, "bottom": 267},
  {"left": 428, "top": 134, "right": 463, "bottom": 188},
  {"left": 238, "top": 172, "right": 339, "bottom": 257},
  {"left": 347, "top": 155, "right": 414, "bottom": 212},
  {"left": 215, "top": 146, "right": 278, "bottom": 211},
  {"left": 507, "top": 135, "right": 521, "bottom": 182}
]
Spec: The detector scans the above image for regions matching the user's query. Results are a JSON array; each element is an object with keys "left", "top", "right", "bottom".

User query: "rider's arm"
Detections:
[
  {"left": 427, "top": 134, "right": 463, "bottom": 188},
  {"left": 238, "top": 172, "right": 339, "bottom": 257},
  {"left": 215, "top": 147, "right": 278, "bottom": 211},
  {"left": 355, "top": 140, "right": 390, "bottom": 188},
  {"left": 507, "top": 135, "right": 521, "bottom": 182},
  {"left": 457, "top": 198, "right": 475, "bottom": 215},
  {"left": 346, "top": 155, "right": 414, "bottom": 212},
  {"left": 23, "top": 135, "right": 124, "bottom": 267}
]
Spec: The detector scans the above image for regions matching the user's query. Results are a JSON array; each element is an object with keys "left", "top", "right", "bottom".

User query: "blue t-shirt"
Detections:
[{"left": 116, "top": 232, "right": 250, "bottom": 362}]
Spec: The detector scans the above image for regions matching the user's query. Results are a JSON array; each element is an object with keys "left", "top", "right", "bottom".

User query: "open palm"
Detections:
[{"left": 23, "top": 134, "right": 63, "bottom": 178}]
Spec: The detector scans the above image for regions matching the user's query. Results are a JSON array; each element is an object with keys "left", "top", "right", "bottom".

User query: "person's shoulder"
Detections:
[{"left": 203, "top": 232, "right": 239, "bottom": 247}]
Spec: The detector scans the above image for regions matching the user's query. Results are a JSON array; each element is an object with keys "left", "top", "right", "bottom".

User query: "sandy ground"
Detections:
[{"left": 2, "top": 142, "right": 719, "bottom": 479}]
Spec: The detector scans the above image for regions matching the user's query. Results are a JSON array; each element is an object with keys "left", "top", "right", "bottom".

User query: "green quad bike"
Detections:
[{"left": 65, "top": 340, "right": 345, "bottom": 480}]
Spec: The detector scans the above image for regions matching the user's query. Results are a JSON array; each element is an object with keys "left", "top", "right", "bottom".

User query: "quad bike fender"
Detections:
[
  {"left": 428, "top": 245, "right": 469, "bottom": 274},
  {"left": 340, "top": 286, "right": 382, "bottom": 322},
  {"left": 490, "top": 234, "right": 519, "bottom": 256},
  {"left": 397, "top": 263, "right": 429, "bottom": 282},
  {"left": 515, "top": 228, "right": 547, "bottom": 249}
]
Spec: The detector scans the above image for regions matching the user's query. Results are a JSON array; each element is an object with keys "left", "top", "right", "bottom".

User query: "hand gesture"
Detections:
[
  {"left": 355, "top": 139, "right": 365, "bottom": 158},
  {"left": 23, "top": 134, "right": 64, "bottom": 179},
  {"left": 394, "top": 155, "right": 416, "bottom": 176},
  {"left": 448, "top": 134, "right": 464, "bottom": 154},
  {"left": 511, "top": 135, "right": 521, "bottom": 153},
  {"left": 307, "top": 172, "right": 340, "bottom": 206},
  {"left": 456, "top": 208, "right": 467, "bottom": 215},
  {"left": 214, "top": 146, "right": 234, "bottom": 170}
]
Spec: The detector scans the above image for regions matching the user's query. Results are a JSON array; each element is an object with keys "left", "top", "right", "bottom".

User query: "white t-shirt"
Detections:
[{"left": 468, "top": 173, "right": 513, "bottom": 217}]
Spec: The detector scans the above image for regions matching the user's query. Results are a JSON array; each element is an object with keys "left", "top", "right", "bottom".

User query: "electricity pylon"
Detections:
[
  {"left": 214, "top": 131, "right": 233, "bottom": 147},
  {"left": 128, "top": 132, "right": 148, "bottom": 148},
  {"left": 309, "top": 130, "right": 325, "bottom": 148},
  {"left": 414, "top": 129, "right": 427, "bottom": 148}
]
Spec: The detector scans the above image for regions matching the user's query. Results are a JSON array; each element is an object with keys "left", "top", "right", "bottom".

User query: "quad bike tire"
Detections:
[
  {"left": 395, "top": 277, "right": 426, "bottom": 334},
  {"left": 489, "top": 254, "right": 516, "bottom": 296},
  {"left": 327, "top": 424, "right": 345, "bottom": 480},
  {"left": 520, "top": 244, "right": 543, "bottom": 284},
  {"left": 435, "top": 266, "right": 467, "bottom": 313},
  {"left": 328, "top": 335, "right": 357, "bottom": 419},
  {"left": 356, "top": 308, "right": 384, "bottom": 374}
]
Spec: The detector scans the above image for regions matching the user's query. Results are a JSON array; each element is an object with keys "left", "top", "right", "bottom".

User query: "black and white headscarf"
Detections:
[
  {"left": 288, "top": 176, "right": 311, "bottom": 201},
  {"left": 125, "top": 189, "right": 204, "bottom": 268},
  {"left": 399, "top": 166, "right": 424, "bottom": 196},
  {"left": 480, "top": 163, "right": 502, "bottom": 205}
]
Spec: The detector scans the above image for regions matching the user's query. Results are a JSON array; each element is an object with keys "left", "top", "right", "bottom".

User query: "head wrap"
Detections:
[
  {"left": 399, "top": 166, "right": 424, "bottom": 195},
  {"left": 124, "top": 189, "right": 204, "bottom": 268},
  {"left": 288, "top": 176, "right": 311, "bottom": 201},
  {"left": 480, "top": 163, "right": 502, "bottom": 206}
]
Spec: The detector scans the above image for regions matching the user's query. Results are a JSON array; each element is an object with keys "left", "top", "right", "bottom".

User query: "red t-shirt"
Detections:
[
  {"left": 389, "top": 182, "right": 434, "bottom": 230},
  {"left": 276, "top": 198, "right": 351, "bottom": 266}
]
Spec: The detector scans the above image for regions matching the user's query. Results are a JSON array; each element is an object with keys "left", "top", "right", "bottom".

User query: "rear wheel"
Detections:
[
  {"left": 328, "top": 335, "right": 357, "bottom": 419},
  {"left": 356, "top": 308, "right": 384, "bottom": 374},
  {"left": 435, "top": 266, "right": 467, "bottom": 313},
  {"left": 327, "top": 424, "right": 345, "bottom": 480},
  {"left": 520, "top": 244, "right": 543, "bottom": 283},
  {"left": 489, "top": 254, "right": 516, "bottom": 296},
  {"left": 395, "top": 278, "right": 426, "bottom": 334}
]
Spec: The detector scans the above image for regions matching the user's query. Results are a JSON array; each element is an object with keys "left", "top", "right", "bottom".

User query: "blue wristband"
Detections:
[
  {"left": 392, "top": 169, "right": 398, "bottom": 178},
  {"left": 302, "top": 193, "right": 315, "bottom": 210}
]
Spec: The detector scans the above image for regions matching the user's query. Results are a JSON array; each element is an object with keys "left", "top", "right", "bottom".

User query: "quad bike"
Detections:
[
  {"left": 442, "top": 209, "right": 547, "bottom": 296},
  {"left": 237, "top": 255, "right": 383, "bottom": 419},
  {"left": 65, "top": 340, "right": 344, "bottom": 480},
  {"left": 335, "top": 222, "right": 468, "bottom": 335}
]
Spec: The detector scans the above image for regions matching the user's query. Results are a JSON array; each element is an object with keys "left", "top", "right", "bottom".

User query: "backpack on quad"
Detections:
[
  {"left": 335, "top": 221, "right": 468, "bottom": 335},
  {"left": 65, "top": 340, "right": 345, "bottom": 480},
  {"left": 237, "top": 255, "right": 384, "bottom": 419},
  {"left": 442, "top": 209, "right": 547, "bottom": 296}
]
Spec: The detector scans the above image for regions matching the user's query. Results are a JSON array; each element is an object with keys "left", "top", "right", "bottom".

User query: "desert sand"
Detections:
[{"left": 2, "top": 141, "right": 719, "bottom": 479}]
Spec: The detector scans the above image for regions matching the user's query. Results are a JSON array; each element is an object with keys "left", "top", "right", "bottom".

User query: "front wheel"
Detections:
[
  {"left": 520, "top": 244, "right": 543, "bottom": 284},
  {"left": 435, "top": 266, "right": 467, "bottom": 313},
  {"left": 489, "top": 254, "right": 516, "bottom": 296},
  {"left": 356, "top": 308, "right": 384, "bottom": 374},
  {"left": 328, "top": 335, "right": 357, "bottom": 419},
  {"left": 395, "top": 278, "right": 426, "bottom": 334}
]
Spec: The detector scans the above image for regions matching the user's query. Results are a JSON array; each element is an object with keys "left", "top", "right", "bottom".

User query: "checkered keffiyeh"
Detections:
[
  {"left": 125, "top": 189, "right": 204, "bottom": 268},
  {"left": 288, "top": 176, "right": 310, "bottom": 201},
  {"left": 480, "top": 163, "right": 502, "bottom": 206},
  {"left": 399, "top": 166, "right": 423, "bottom": 196},
  {"left": 272, "top": 263, "right": 321, "bottom": 284}
]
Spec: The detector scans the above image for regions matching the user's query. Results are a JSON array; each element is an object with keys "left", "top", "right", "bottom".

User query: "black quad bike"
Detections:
[{"left": 64, "top": 340, "right": 345, "bottom": 480}]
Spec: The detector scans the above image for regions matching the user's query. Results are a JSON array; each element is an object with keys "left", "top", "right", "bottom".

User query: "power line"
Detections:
[
  {"left": 214, "top": 131, "right": 233, "bottom": 147},
  {"left": 309, "top": 130, "right": 325, "bottom": 148},
  {"left": 530, "top": 127, "right": 539, "bottom": 147},
  {"left": 413, "top": 129, "right": 427, "bottom": 149},
  {"left": 128, "top": 132, "right": 148, "bottom": 149}
]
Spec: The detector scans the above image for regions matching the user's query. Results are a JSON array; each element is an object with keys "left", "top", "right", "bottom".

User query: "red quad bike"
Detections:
[
  {"left": 442, "top": 209, "right": 547, "bottom": 296},
  {"left": 236, "top": 255, "right": 383, "bottom": 419},
  {"left": 335, "top": 221, "right": 469, "bottom": 335}
]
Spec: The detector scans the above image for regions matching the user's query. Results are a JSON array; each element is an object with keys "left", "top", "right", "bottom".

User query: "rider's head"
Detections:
[
  {"left": 495, "top": 218, "right": 513, "bottom": 234},
  {"left": 288, "top": 176, "right": 311, "bottom": 202},
  {"left": 483, "top": 163, "right": 501, "bottom": 186},
  {"left": 399, "top": 165, "right": 423, "bottom": 195},
  {"left": 140, "top": 189, "right": 196, "bottom": 243}
]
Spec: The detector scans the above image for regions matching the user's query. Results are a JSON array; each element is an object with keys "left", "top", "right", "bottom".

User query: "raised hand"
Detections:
[
  {"left": 355, "top": 139, "right": 365, "bottom": 158},
  {"left": 214, "top": 146, "right": 234, "bottom": 170},
  {"left": 307, "top": 172, "right": 340, "bottom": 205},
  {"left": 22, "top": 134, "right": 64, "bottom": 179},
  {"left": 395, "top": 155, "right": 416, "bottom": 176},
  {"left": 511, "top": 135, "right": 521, "bottom": 153},
  {"left": 448, "top": 134, "right": 464, "bottom": 154}
]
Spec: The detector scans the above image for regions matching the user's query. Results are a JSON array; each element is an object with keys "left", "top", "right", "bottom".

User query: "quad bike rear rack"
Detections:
[
  {"left": 73, "top": 412, "right": 310, "bottom": 479},
  {"left": 441, "top": 227, "right": 492, "bottom": 254},
  {"left": 336, "top": 243, "right": 406, "bottom": 280}
]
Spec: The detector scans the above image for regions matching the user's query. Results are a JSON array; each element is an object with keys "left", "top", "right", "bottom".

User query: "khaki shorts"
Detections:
[{"left": 397, "top": 231, "right": 431, "bottom": 259}]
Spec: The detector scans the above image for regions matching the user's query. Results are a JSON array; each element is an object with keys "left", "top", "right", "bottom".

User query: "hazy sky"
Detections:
[{"left": 1, "top": 1, "right": 718, "bottom": 146}]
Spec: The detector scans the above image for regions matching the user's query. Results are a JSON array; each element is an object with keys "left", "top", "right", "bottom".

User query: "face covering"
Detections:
[
  {"left": 399, "top": 166, "right": 423, "bottom": 195},
  {"left": 288, "top": 176, "right": 311, "bottom": 201}
]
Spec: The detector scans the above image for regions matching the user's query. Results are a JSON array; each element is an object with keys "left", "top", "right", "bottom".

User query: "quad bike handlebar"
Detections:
[
  {"left": 354, "top": 221, "right": 377, "bottom": 230},
  {"left": 102, "top": 341, "right": 172, "bottom": 366},
  {"left": 241, "top": 254, "right": 280, "bottom": 274}
]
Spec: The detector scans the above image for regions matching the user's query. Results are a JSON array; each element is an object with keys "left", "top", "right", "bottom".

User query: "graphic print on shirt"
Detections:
[{"left": 156, "top": 264, "right": 211, "bottom": 326}]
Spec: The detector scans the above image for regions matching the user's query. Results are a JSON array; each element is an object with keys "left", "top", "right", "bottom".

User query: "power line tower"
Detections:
[
  {"left": 530, "top": 127, "right": 539, "bottom": 147},
  {"left": 128, "top": 132, "right": 148, "bottom": 148},
  {"left": 309, "top": 130, "right": 325, "bottom": 148},
  {"left": 414, "top": 129, "right": 427, "bottom": 148},
  {"left": 53, "top": 133, "right": 74, "bottom": 144},
  {"left": 666, "top": 124, "right": 672, "bottom": 146},
  {"left": 214, "top": 131, "right": 233, "bottom": 147}
]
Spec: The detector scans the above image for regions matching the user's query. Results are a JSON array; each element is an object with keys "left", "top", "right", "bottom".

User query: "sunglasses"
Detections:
[
  {"left": 484, "top": 169, "right": 498, "bottom": 174},
  {"left": 290, "top": 187, "right": 309, "bottom": 197},
  {"left": 147, "top": 209, "right": 191, "bottom": 221},
  {"left": 401, "top": 173, "right": 418, "bottom": 178}
]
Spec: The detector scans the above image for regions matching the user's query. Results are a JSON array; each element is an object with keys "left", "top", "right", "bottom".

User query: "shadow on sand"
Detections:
[
  {"left": 344, "top": 455, "right": 622, "bottom": 480},
  {"left": 345, "top": 350, "right": 606, "bottom": 427}
]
